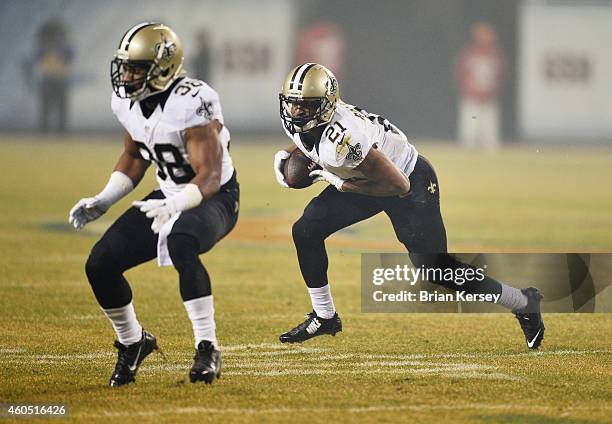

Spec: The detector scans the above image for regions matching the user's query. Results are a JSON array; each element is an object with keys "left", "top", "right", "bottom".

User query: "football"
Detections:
[{"left": 283, "top": 149, "right": 321, "bottom": 189}]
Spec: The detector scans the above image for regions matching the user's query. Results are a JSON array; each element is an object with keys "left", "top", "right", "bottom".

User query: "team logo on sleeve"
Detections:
[
  {"left": 346, "top": 142, "right": 363, "bottom": 161},
  {"left": 335, "top": 133, "right": 352, "bottom": 158},
  {"left": 196, "top": 97, "right": 213, "bottom": 119}
]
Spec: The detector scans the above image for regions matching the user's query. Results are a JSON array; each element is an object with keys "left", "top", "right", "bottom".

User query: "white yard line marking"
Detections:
[
  {"left": 221, "top": 343, "right": 304, "bottom": 352},
  {"left": 2, "top": 353, "right": 113, "bottom": 361},
  {"left": 221, "top": 366, "right": 510, "bottom": 377},
  {"left": 441, "top": 371, "right": 525, "bottom": 381},
  {"left": 358, "top": 361, "right": 497, "bottom": 368},
  {"left": 141, "top": 361, "right": 495, "bottom": 372},
  {"left": 6, "top": 346, "right": 608, "bottom": 383},
  {"left": 360, "top": 349, "right": 612, "bottom": 360},
  {"left": 3, "top": 348, "right": 610, "bottom": 363},
  {"left": 3, "top": 345, "right": 610, "bottom": 387},
  {"left": 0, "top": 348, "right": 26, "bottom": 354},
  {"left": 224, "top": 348, "right": 329, "bottom": 357},
  {"left": 225, "top": 361, "right": 496, "bottom": 369}
]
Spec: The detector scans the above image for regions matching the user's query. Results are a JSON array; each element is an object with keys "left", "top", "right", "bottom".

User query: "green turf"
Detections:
[{"left": 0, "top": 135, "right": 611, "bottom": 423}]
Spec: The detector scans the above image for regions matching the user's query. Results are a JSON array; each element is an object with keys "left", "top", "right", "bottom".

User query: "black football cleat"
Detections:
[
  {"left": 279, "top": 311, "right": 342, "bottom": 344},
  {"left": 109, "top": 329, "right": 159, "bottom": 387},
  {"left": 189, "top": 340, "right": 221, "bottom": 384},
  {"left": 513, "top": 287, "right": 545, "bottom": 350}
]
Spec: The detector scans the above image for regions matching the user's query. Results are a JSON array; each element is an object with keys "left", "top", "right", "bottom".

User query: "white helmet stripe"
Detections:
[
  {"left": 290, "top": 63, "right": 316, "bottom": 90},
  {"left": 119, "top": 22, "right": 154, "bottom": 51}
]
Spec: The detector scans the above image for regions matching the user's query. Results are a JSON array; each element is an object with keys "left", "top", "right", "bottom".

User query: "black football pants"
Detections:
[
  {"left": 85, "top": 173, "right": 239, "bottom": 309},
  {"left": 292, "top": 155, "right": 502, "bottom": 296}
]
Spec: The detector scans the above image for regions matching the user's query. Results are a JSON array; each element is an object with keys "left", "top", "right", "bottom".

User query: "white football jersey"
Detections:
[
  {"left": 283, "top": 101, "right": 418, "bottom": 181},
  {"left": 112, "top": 77, "right": 234, "bottom": 197}
]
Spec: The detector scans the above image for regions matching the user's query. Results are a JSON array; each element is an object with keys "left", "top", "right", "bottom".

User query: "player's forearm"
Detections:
[
  {"left": 191, "top": 168, "right": 221, "bottom": 203},
  {"left": 341, "top": 178, "right": 410, "bottom": 197},
  {"left": 114, "top": 151, "right": 149, "bottom": 187},
  {"left": 184, "top": 121, "right": 224, "bottom": 203},
  {"left": 93, "top": 171, "right": 134, "bottom": 210}
]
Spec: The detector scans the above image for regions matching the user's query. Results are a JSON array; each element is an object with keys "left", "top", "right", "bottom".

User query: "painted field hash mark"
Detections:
[
  {"left": 217, "top": 345, "right": 520, "bottom": 381},
  {"left": 2, "top": 344, "right": 611, "bottom": 383}
]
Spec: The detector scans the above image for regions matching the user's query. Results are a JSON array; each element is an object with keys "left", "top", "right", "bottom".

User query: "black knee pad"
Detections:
[
  {"left": 167, "top": 233, "right": 200, "bottom": 269},
  {"left": 292, "top": 217, "right": 310, "bottom": 245},
  {"left": 292, "top": 217, "right": 327, "bottom": 248},
  {"left": 85, "top": 238, "right": 121, "bottom": 287},
  {"left": 293, "top": 198, "right": 330, "bottom": 247},
  {"left": 84, "top": 236, "right": 135, "bottom": 308}
]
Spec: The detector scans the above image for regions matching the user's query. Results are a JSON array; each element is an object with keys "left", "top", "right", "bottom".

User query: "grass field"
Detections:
[{"left": 1, "top": 135, "right": 611, "bottom": 423}]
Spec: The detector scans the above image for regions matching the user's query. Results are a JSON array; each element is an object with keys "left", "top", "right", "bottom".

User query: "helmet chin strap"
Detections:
[
  {"left": 140, "top": 69, "right": 185, "bottom": 100},
  {"left": 130, "top": 75, "right": 162, "bottom": 102},
  {"left": 130, "top": 86, "right": 154, "bottom": 102}
]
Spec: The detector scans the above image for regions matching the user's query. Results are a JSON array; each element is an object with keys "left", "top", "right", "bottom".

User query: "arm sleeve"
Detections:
[{"left": 184, "top": 86, "right": 224, "bottom": 129}]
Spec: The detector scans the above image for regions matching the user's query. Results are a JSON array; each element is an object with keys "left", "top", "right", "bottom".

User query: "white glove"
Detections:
[
  {"left": 132, "top": 184, "right": 203, "bottom": 234},
  {"left": 132, "top": 199, "right": 176, "bottom": 234},
  {"left": 274, "top": 150, "right": 291, "bottom": 188},
  {"left": 68, "top": 171, "right": 134, "bottom": 230},
  {"left": 68, "top": 197, "right": 109, "bottom": 230},
  {"left": 309, "top": 169, "right": 345, "bottom": 192}
]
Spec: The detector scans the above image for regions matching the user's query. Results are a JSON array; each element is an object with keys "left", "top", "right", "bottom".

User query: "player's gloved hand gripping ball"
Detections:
[
  {"left": 274, "top": 150, "right": 291, "bottom": 188},
  {"left": 309, "top": 169, "right": 345, "bottom": 191},
  {"left": 276, "top": 149, "right": 323, "bottom": 189}
]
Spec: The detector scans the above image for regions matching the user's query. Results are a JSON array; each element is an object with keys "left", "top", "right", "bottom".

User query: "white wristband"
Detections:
[
  {"left": 167, "top": 183, "right": 203, "bottom": 213},
  {"left": 96, "top": 171, "right": 134, "bottom": 208}
]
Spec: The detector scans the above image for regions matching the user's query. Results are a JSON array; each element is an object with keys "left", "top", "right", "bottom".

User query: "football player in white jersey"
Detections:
[
  {"left": 68, "top": 23, "right": 238, "bottom": 386},
  {"left": 274, "top": 63, "right": 544, "bottom": 349}
]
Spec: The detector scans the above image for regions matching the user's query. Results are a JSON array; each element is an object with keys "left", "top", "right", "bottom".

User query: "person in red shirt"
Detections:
[{"left": 456, "top": 23, "right": 504, "bottom": 150}]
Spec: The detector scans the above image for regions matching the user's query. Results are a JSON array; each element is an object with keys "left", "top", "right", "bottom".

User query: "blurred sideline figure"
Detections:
[
  {"left": 34, "top": 19, "right": 73, "bottom": 133},
  {"left": 274, "top": 63, "right": 544, "bottom": 350},
  {"left": 295, "top": 22, "right": 346, "bottom": 79},
  {"left": 69, "top": 23, "right": 238, "bottom": 386},
  {"left": 192, "top": 29, "right": 212, "bottom": 83},
  {"left": 456, "top": 23, "right": 504, "bottom": 150}
]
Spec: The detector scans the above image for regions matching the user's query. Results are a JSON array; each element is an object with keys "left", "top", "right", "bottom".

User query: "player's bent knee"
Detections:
[
  {"left": 85, "top": 239, "right": 119, "bottom": 286},
  {"left": 292, "top": 217, "right": 324, "bottom": 246},
  {"left": 167, "top": 233, "right": 201, "bottom": 269}
]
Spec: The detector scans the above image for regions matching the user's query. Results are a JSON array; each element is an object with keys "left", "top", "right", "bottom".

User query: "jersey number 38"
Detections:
[{"left": 134, "top": 141, "right": 196, "bottom": 184}]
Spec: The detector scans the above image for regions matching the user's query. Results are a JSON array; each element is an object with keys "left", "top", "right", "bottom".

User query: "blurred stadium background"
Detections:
[
  {"left": 1, "top": 1, "right": 611, "bottom": 422},
  {"left": 1, "top": 0, "right": 612, "bottom": 139}
]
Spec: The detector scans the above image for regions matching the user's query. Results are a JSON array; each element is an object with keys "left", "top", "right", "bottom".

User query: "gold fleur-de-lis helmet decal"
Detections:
[
  {"left": 325, "top": 76, "right": 338, "bottom": 96},
  {"left": 155, "top": 35, "right": 176, "bottom": 66}
]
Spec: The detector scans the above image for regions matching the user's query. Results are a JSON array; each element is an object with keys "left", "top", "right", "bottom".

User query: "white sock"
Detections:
[
  {"left": 102, "top": 302, "right": 143, "bottom": 346},
  {"left": 184, "top": 296, "right": 217, "bottom": 349},
  {"left": 497, "top": 283, "right": 528, "bottom": 311},
  {"left": 308, "top": 284, "right": 336, "bottom": 319}
]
